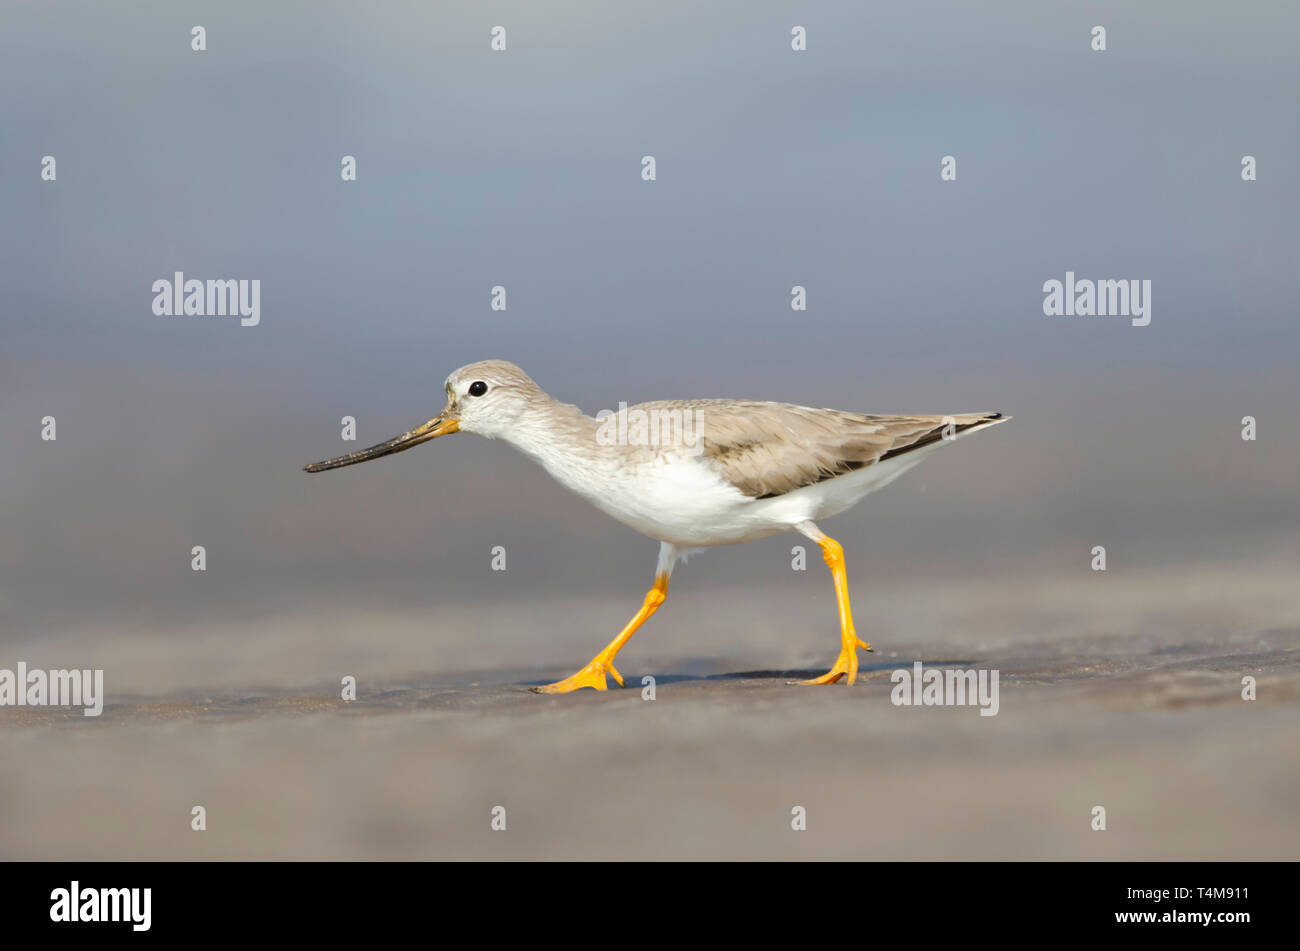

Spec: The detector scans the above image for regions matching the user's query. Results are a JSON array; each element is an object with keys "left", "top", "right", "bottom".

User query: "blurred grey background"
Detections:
[
  {"left": 3, "top": 1, "right": 1300, "bottom": 864},
  {"left": 2, "top": 0, "right": 1297, "bottom": 669}
]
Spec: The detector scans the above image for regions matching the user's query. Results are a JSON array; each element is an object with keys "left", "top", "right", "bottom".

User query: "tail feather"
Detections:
[{"left": 879, "top": 412, "right": 1008, "bottom": 462}]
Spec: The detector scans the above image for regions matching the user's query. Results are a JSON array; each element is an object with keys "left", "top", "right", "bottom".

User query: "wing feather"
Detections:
[{"left": 631, "top": 400, "right": 1002, "bottom": 499}]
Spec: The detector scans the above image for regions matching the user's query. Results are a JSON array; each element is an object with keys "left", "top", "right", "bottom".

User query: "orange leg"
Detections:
[
  {"left": 531, "top": 572, "right": 669, "bottom": 694},
  {"left": 798, "top": 534, "right": 873, "bottom": 685}
]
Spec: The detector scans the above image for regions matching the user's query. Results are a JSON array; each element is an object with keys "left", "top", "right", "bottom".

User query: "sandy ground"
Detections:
[{"left": 2, "top": 566, "right": 1298, "bottom": 860}]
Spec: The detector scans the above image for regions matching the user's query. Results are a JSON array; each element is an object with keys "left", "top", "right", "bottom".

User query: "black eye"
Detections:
[{"left": 468, "top": 381, "right": 488, "bottom": 397}]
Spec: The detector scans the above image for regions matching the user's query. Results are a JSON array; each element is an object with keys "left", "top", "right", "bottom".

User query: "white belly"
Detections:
[{"left": 544, "top": 446, "right": 940, "bottom": 548}]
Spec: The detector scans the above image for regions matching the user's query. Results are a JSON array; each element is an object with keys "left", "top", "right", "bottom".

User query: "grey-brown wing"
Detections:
[{"left": 639, "top": 400, "right": 1000, "bottom": 499}]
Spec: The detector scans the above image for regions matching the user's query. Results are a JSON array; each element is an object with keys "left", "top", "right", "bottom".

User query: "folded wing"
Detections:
[{"left": 640, "top": 400, "right": 1002, "bottom": 499}]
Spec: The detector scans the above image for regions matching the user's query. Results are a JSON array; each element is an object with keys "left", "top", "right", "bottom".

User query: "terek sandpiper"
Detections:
[{"left": 305, "top": 360, "right": 1008, "bottom": 693}]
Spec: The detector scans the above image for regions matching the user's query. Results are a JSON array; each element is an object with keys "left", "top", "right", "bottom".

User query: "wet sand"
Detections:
[{"left": 2, "top": 567, "right": 1298, "bottom": 860}]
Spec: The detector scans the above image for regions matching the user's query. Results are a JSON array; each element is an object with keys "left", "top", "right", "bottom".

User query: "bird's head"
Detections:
[{"left": 303, "top": 359, "right": 542, "bottom": 472}]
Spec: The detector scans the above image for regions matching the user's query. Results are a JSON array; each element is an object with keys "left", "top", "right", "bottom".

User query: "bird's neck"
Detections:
[{"left": 499, "top": 397, "right": 603, "bottom": 474}]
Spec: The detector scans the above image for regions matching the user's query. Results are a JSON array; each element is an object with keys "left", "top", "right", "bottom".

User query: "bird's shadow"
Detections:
[{"left": 520, "top": 659, "right": 976, "bottom": 689}]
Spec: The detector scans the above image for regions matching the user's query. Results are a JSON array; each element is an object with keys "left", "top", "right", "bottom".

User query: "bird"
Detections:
[{"left": 304, "top": 360, "right": 1008, "bottom": 694}]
